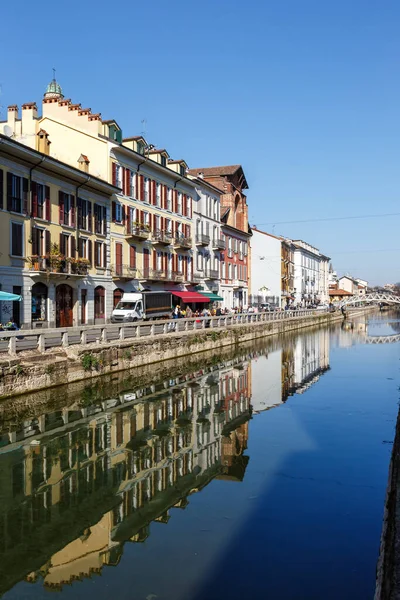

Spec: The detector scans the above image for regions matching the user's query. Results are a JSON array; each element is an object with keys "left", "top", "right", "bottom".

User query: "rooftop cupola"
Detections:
[{"left": 44, "top": 69, "right": 64, "bottom": 100}]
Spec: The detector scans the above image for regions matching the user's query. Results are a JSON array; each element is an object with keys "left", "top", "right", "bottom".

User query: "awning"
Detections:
[
  {"left": 0, "top": 291, "right": 22, "bottom": 302},
  {"left": 198, "top": 292, "right": 224, "bottom": 302},
  {"left": 171, "top": 291, "right": 208, "bottom": 303}
]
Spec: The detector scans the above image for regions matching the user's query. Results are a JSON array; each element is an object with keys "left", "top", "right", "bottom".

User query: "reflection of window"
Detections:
[{"left": 11, "top": 222, "right": 23, "bottom": 256}]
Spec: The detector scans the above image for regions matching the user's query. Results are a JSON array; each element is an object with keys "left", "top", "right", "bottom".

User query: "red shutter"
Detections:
[
  {"left": 23, "top": 178, "right": 28, "bottom": 215},
  {"left": 45, "top": 186, "right": 51, "bottom": 221},
  {"left": 112, "top": 201, "right": 116, "bottom": 222},
  {"left": 59, "top": 191, "right": 64, "bottom": 224},
  {"left": 0, "top": 169, "right": 3, "bottom": 210},
  {"left": 71, "top": 235, "right": 76, "bottom": 258},
  {"left": 88, "top": 240, "right": 92, "bottom": 265},
  {"left": 122, "top": 204, "right": 126, "bottom": 225},
  {"left": 87, "top": 201, "right": 92, "bottom": 232},
  {"left": 32, "top": 182, "right": 38, "bottom": 218},
  {"left": 182, "top": 194, "right": 186, "bottom": 216},
  {"left": 70, "top": 195, "right": 76, "bottom": 227},
  {"left": 153, "top": 250, "right": 157, "bottom": 270},
  {"left": 130, "top": 245, "right": 136, "bottom": 268},
  {"left": 112, "top": 162, "right": 117, "bottom": 186},
  {"left": 140, "top": 175, "right": 144, "bottom": 201}
]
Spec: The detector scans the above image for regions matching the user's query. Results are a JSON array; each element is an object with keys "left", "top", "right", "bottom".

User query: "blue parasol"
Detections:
[{"left": 0, "top": 291, "right": 22, "bottom": 302}]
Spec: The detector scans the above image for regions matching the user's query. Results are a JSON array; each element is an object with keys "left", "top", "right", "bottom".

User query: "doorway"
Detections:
[
  {"left": 56, "top": 284, "right": 73, "bottom": 327},
  {"left": 13, "top": 286, "right": 22, "bottom": 327}
]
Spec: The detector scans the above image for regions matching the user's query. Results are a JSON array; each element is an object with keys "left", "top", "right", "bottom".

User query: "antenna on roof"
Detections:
[
  {"left": 141, "top": 118, "right": 147, "bottom": 138},
  {"left": 52, "top": 67, "right": 56, "bottom": 80}
]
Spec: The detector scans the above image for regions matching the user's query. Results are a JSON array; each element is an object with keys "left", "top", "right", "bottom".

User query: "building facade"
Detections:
[
  {"left": 292, "top": 240, "right": 330, "bottom": 306},
  {"left": 189, "top": 165, "right": 251, "bottom": 309},
  {"left": 0, "top": 133, "right": 117, "bottom": 328},
  {"left": 249, "top": 227, "right": 282, "bottom": 307}
]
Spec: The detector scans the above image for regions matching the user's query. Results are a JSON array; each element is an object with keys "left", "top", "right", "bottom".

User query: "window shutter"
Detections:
[
  {"left": 0, "top": 169, "right": 3, "bottom": 210},
  {"left": 152, "top": 180, "right": 156, "bottom": 205},
  {"left": 153, "top": 250, "right": 157, "bottom": 270},
  {"left": 59, "top": 191, "right": 64, "bottom": 224},
  {"left": 31, "top": 227, "right": 38, "bottom": 256},
  {"left": 140, "top": 175, "right": 144, "bottom": 201},
  {"left": 122, "top": 204, "right": 126, "bottom": 225},
  {"left": 103, "top": 242, "right": 107, "bottom": 268},
  {"left": 45, "top": 186, "right": 51, "bottom": 221},
  {"left": 88, "top": 201, "right": 92, "bottom": 232},
  {"left": 71, "top": 235, "right": 76, "bottom": 258},
  {"left": 59, "top": 232, "right": 64, "bottom": 255},
  {"left": 88, "top": 240, "right": 92, "bottom": 265},
  {"left": 130, "top": 245, "right": 136, "bottom": 268},
  {"left": 7, "top": 172, "right": 12, "bottom": 211},
  {"left": 102, "top": 206, "right": 107, "bottom": 234},
  {"left": 31, "top": 182, "right": 38, "bottom": 218},
  {"left": 23, "top": 178, "right": 29, "bottom": 215},
  {"left": 70, "top": 195, "right": 76, "bottom": 227},
  {"left": 94, "top": 242, "right": 99, "bottom": 267},
  {"left": 112, "top": 201, "right": 116, "bottom": 222},
  {"left": 112, "top": 162, "right": 117, "bottom": 186},
  {"left": 126, "top": 206, "right": 131, "bottom": 232},
  {"left": 45, "top": 229, "right": 51, "bottom": 255}
]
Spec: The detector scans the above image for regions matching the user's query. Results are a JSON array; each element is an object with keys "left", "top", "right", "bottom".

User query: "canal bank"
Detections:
[{"left": 0, "top": 308, "right": 373, "bottom": 399}]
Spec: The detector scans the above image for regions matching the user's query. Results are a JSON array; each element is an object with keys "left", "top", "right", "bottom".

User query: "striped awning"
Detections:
[{"left": 198, "top": 292, "right": 223, "bottom": 302}]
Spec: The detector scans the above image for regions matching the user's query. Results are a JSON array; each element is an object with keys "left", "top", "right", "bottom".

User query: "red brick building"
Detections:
[{"left": 188, "top": 165, "right": 251, "bottom": 309}]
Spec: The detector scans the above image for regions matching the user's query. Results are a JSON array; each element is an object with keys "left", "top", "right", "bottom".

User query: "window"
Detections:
[
  {"left": 63, "top": 194, "right": 71, "bottom": 225},
  {"left": 161, "top": 155, "right": 167, "bottom": 167},
  {"left": 165, "top": 218, "right": 172, "bottom": 234},
  {"left": 179, "top": 165, "right": 185, "bottom": 176},
  {"left": 94, "top": 203, "right": 107, "bottom": 234},
  {"left": 178, "top": 255, "right": 183, "bottom": 273},
  {"left": 167, "top": 188, "right": 172, "bottom": 211},
  {"left": 130, "top": 171, "right": 136, "bottom": 198},
  {"left": 228, "top": 264, "right": 232, "bottom": 280},
  {"left": 11, "top": 222, "right": 23, "bottom": 256},
  {"left": 36, "top": 184, "right": 45, "bottom": 219},
  {"left": 213, "top": 198, "right": 218, "bottom": 220},
  {"left": 186, "top": 196, "right": 191, "bottom": 217},
  {"left": 78, "top": 198, "right": 91, "bottom": 230},
  {"left": 95, "top": 241, "right": 104, "bottom": 267},
  {"left": 115, "top": 164, "right": 122, "bottom": 188},
  {"left": 32, "top": 227, "right": 45, "bottom": 256},
  {"left": 197, "top": 252, "right": 203, "bottom": 271},
  {"left": 137, "top": 142, "right": 145, "bottom": 156},
  {"left": 7, "top": 173, "right": 27, "bottom": 214},
  {"left": 144, "top": 178, "right": 149, "bottom": 202},
  {"left": 156, "top": 183, "right": 161, "bottom": 207},
  {"left": 115, "top": 203, "right": 122, "bottom": 223},
  {"left": 60, "top": 233, "right": 70, "bottom": 257},
  {"left": 177, "top": 193, "right": 182, "bottom": 215},
  {"left": 94, "top": 286, "right": 105, "bottom": 319},
  {"left": 79, "top": 238, "right": 88, "bottom": 259},
  {"left": 142, "top": 211, "right": 150, "bottom": 227}
]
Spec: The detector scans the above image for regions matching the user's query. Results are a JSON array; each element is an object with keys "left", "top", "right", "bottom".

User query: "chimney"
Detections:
[
  {"left": 198, "top": 172, "right": 204, "bottom": 179},
  {"left": 78, "top": 154, "right": 90, "bottom": 173},
  {"left": 7, "top": 105, "right": 18, "bottom": 130},
  {"left": 37, "top": 129, "right": 51, "bottom": 155}
]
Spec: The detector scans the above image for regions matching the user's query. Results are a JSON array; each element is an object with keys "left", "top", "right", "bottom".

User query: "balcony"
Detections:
[
  {"left": 142, "top": 268, "right": 185, "bottom": 282},
  {"left": 175, "top": 233, "right": 192, "bottom": 249},
  {"left": 28, "top": 256, "right": 89, "bottom": 276},
  {"left": 111, "top": 264, "right": 139, "bottom": 280},
  {"left": 153, "top": 230, "right": 173, "bottom": 245},
  {"left": 206, "top": 269, "right": 219, "bottom": 280},
  {"left": 195, "top": 233, "right": 210, "bottom": 246},
  {"left": 191, "top": 273, "right": 202, "bottom": 284},
  {"left": 125, "top": 223, "right": 150, "bottom": 241},
  {"left": 213, "top": 238, "right": 226, "bottom": 250}
]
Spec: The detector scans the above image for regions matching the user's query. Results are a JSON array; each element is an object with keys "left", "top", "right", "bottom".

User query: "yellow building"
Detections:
[
  {"left": 0, "top": 133, "right": 117, "bottom": 328},
  {"left": 2, "top": 77, "right": 201, "bottom": 311}
]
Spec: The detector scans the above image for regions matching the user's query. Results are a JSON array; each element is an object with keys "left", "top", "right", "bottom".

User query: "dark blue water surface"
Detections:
[{"left": 1, "top": 312, "right": 399, "bottom": 600}]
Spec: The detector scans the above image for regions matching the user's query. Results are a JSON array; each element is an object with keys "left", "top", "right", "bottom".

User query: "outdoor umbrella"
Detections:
[{"left": 0, "top": 291, "right": 22, "bottom": 302}]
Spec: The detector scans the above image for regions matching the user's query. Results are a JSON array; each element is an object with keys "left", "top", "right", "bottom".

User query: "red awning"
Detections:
[{"left": 171, "top": 291, "right": 208, "bottom": 303}]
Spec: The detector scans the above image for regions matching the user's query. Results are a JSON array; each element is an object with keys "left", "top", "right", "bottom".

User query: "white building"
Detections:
[
  {"left": 188, "top": 175, "right": 224, "bottom": 301},
  {"left": 250, "top": 228, "right": 282, "bottom": 307},
  {"left": 292, "top": 241, "right": 330, "bottom": 306}
]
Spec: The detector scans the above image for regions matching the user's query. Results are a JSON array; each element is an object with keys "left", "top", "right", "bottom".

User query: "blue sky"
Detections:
[{"left": 1, "top": 0, "right": 399, "bottom": 284}]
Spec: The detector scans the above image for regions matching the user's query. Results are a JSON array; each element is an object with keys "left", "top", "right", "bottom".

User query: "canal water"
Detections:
[{"left": 0, "top": 311, "right": 399, "bottom": 600}]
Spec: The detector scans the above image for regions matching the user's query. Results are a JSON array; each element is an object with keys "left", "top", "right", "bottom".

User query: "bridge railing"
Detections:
[{"left": 0, "top": 308, "right": 330, "bottom": 356}]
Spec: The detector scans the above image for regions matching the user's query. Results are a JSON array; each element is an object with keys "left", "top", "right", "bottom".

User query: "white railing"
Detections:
[{"left": 0, "top": 309, "right": 330, "bottom": 356}]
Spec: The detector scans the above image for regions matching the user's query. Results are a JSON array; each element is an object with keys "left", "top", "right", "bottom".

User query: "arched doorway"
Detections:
[
  {"left": 113, "top": 288, "right": 123, "bottom": 308},
  {"left": 94, "top": 286, "right": 105, "bottom": 322},
  {"left": 31, "top": 282, "right": 48, "bottom": 323},
  {"left": 56, "top": 284, "right": 73, "bottom": 327}
]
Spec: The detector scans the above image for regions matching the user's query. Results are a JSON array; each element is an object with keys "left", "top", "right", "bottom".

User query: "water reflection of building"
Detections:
[
  {"left": 291, "top": 329, "right": 330, "bottom": 394},
  {"left": 0, "top": 357, "right": 251, "bottom": 594}
]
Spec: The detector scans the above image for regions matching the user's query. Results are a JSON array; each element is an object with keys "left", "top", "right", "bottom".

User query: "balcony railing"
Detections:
[
  {"left": 175, "top": 233, "right": 192, "bottom": 248},
  {"left": 27, "top": 256, "right": 89, "bottom": 276},
  {"left": 142, "top": 268, "right": 186, "bottom": 282},
  {"left": 125, "top": 224, "right": 150, "bottom": 240},
  {"left": 206, "top": 269, "right": 219, "bottom": 280},
  {"left": 191, "top": 273, "right": 202, "bottom": 284},
  {"left": 195, "top": 233, "right": 210, "bottom": 246},
  {"left": 153, "top": 230, "right": 173, "bottom": 245},
  {"left": 111, "top": 264, "right": 138, "bottom": 279},
  {"left": 213, "top": 238, "right": 226, "bottom": 250}
]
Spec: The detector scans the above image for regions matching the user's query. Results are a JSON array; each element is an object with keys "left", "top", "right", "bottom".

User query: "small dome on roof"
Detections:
[{"left": 44, "top": 78, "right": 63, "bottom": 100}]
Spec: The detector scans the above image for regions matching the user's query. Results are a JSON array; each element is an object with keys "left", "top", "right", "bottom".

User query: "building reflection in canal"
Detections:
[{"left": 0, "top": 327, "right": 333, "bottom": 595}]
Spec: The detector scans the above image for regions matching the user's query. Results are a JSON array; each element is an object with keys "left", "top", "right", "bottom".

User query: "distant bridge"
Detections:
[
  {"left": 338, "top": 292, "right": 400, "bottom": 308},
  {"left": 365, "top": 334, "right": 400, "bottom": 344}
]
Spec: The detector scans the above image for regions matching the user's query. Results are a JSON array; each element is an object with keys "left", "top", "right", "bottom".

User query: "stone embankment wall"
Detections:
[
  {"left": 0, "top": 309, "right": 369, "bottom": 400},
  {"left": 375, "top": 408, "right": 400, "bottom": 600}
]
